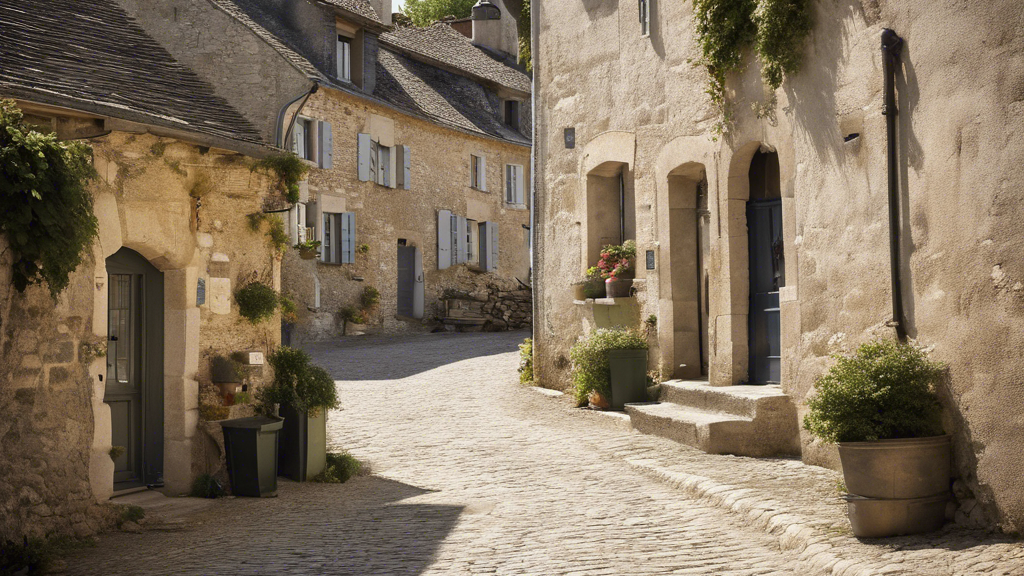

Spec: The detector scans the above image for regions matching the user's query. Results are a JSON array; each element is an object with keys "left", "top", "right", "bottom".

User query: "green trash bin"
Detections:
[
  {"left": 608, "top": 349, "right": 649, "bottom": 410},
  {"left": 278, "top": 403, "right": 327, "bottom": 482},
  {"left": 220, "top": 416, "right": 284, "bottom": 497}
]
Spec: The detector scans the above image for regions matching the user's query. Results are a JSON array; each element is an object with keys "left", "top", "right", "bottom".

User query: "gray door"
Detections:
[
  {"left": 106, "top": 248, "right": 164, "bottom": 488},
  {"left": 397, "top": 245, "right": 415, "bottom": 317},
  {"left": 746, "top": 200, "right": 784, "bottom": 384}
]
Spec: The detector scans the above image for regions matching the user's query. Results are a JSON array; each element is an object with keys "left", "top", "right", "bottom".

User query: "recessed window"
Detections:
[
  {"left": 639, "top": 0, "right": 651, "bottom": 36},
  {"left": 337, "top": 35, "right": 352, "bottom": 82},
  {"left": 292, "top": 118, "right": 313, "bottom": 161},
  {"left": 471, "top": 154, "right": 486, "bottom": 190},
  {"left": 505, "top": 164, "right": 525, "bottom": 205},
  {"left": 322, "top": 211, "right": 355, "bottom": 264},
  {"left": 504, "top": 100, "right": 520, "bottom": 131}
]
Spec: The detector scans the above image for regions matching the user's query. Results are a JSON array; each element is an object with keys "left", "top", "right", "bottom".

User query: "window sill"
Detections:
[
  {"left": 573, "top": 297, "right": 636, "bottom": 306},
  {"left": 316, "top": 261, "right": 350, "bottom": 267},
  {"left": 470, "top": 186, "right": 489, "bottom": 193},
  {"left": 504, "top": 203, "right": 528, "bottom": 211}
]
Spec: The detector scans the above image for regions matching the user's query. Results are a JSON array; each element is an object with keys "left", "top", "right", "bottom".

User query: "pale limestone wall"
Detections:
[
  {"left": 0, "top": 125, "right": 279, "bottom": 540},
  {"left": 282, "top": 88, "right": 532, "bottom": 342},
  {"left": 534, "top": 0, "right": 1024, "bottom": 531}
]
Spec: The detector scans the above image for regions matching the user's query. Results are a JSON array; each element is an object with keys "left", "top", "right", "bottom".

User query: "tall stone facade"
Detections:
[{"left": 532, "top": 0, "right": 1024, "bottom": 532}]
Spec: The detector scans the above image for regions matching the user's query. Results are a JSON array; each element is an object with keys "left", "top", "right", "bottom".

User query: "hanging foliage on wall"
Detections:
[
  {"left": 0, "top": 100, "right": 98, "bottom": 298},
  {"left": 252, "top": 153, "right": 307, "bottom": 204},
  {"left": 519, "top": 0, "right": 532, "bottom": 72},
  {"left": 691, "top": 0, "right": 811, "bottom": 134}
]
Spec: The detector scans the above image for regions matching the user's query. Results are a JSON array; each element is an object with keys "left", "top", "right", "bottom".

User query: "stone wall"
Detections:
[
  {"left": 442, "top": 282, "right": 532, "bottom": 332},
  {"left": 533, "top": 0, "right": 1024, "bottom": 531}
]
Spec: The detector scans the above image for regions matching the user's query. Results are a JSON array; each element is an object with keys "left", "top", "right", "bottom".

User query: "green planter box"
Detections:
[
  {"left": 278, "top": 403, "right": 327, "bottom": 482},
  {"left": 608, "top": 349, "right": 648, "bottom": 410},
  {"left": 220, "top": 416, "right": 283, "bottom": 497}
]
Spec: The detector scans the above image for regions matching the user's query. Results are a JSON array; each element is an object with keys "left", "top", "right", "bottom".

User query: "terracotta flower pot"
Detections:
[
  {"left": 605, "top": 278, "right": 633, "bottom": 298},
  {"left": 588, "top": 390, "right": 610, "bottom": 410}
]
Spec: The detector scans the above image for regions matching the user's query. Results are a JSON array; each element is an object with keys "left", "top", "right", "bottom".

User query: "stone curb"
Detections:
[{"left": 625, "top": 458, "right": 880, "bottom": 576}]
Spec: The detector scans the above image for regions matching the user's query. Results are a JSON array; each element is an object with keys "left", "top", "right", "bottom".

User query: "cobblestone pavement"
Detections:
[{"left": 65, "top": 331, "right": 1023, "bottom": 575}]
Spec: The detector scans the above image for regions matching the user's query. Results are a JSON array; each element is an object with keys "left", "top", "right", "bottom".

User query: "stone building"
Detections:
[
  {"left": 532, "top": 0, "right": 1024, "bottom": 532},
  {"left": 0, "top": 0, "right": 285, "bottom": 540},
  {"left": 130, "top": 0, "right": 534, "bottom": 341}
]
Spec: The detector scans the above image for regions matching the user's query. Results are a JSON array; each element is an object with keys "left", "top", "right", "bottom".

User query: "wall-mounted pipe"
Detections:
[
  {"left": 276, "top": 82, "right": 319, "bottom": 149},
  {"left": 882, "top": 28, "right": 907, "bottom": 341}
]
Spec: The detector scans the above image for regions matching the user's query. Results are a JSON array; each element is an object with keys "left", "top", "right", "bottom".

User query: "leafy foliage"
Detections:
[
  {"left": 570, "top": 329, "right": 648, "bottom": 406},
  {"left": 753, "top": 0, "right": 812, "bottom": 90},
  {"left": 596, "top": 240, "right": 637, "bottom": 280},
  {"left": 258, "top": 347, "right": 339, "bottom": 415},
  {"left": 0, "top": 100, "right": 99, "bottom": 298},
  {"left": 360, "top": 286, "right": 380, "bottom": 310},
  {"left": 247, "top": 213, "right": 289, "bottom": 254},
  {"left": 235, "top": 281, "right": 279, "bottom": 324},
  {"left": 189, "top": 474, "right": 225, "bottom": 499},
  {"left": 518, "top": 337, "right": 533, "bottom": 384},
  {"left": 803, "top": 339, "right": 946, "bottom": 443},
  {"left": 401, "top": 0, "right": 476, "bottom": 26},
  {"left": 518, "top": 0, "right": 532, "bottom": 71},
  {"left": 339, "top": 306, "right": 366, "bottom": 325},
  {"left": 253, "top": 153, "right": 307, "bottom": 204},
  {"left": 311, "top": 452, "right": 367, "bottom": 483},
  {"left": 279, "top": 294, "right": 299, "bottom": 323}
]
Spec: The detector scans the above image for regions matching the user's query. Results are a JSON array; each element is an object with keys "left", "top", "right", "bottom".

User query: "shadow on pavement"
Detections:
[
  {"left": 65, "top": 476, "right": 464, "bottom": 576},
  {"left": 306, "top": 330, "right": 529, "bottom": 382}
]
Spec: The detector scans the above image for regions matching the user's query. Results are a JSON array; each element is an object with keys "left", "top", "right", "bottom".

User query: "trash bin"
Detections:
[
  {"left": 278, "top": 403, "right": 327, "bottom": 482},
  {"left": 608, "top": 349, "right": 649, "bottom": 410},
  {"left": 220, "top": 416, "right": 284, "bottom": 497}
]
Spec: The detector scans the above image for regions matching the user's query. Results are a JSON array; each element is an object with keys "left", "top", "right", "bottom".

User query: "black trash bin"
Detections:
[
  {"left": 220, "top": 416, "right": 284, "bottom": 497},
  {"left": 608, "top": 349, "right": 649, "bottom": 410}
]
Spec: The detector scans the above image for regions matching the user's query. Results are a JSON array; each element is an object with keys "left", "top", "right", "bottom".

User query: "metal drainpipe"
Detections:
[
  {"left": 276, "top": 82, "right": 319, "bottom": 149},
  {"left": 882, "top": 29, "right": 907, "bottom": 341},
  {"left": 529, "top": 0, "right": 541, "bottom": 369}
]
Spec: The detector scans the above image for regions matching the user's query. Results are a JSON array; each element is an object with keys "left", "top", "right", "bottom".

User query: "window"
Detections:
[
  {"left": 337, "top": 35, "right": 352, "bottom": 82},
  {"left": 292, "top": 118, "right": 312, "bottom": 161},
  {"left": 505, "top": 164, "right": 525, "bottom": 205},
  {"left": 378, "top": 144, "right": 390, "bottom": 187},
  {"left": 358, "top": 133, "right": 398, "bottom": 188},
  {"left": 470, "top": 154, "right": 486, "bottom": 190},
  {"left": 639, "top": 0, "right": 651, "bottom": 36},
  {"left": 321, "top": 212, "right": 355, "bottom": 264},
  {"left": 504, "top": 100, "right": 520, "bottom": 131},
  {"left": 467, "top": 218, "right": 478, "bottom": 264},
  {"left": 479, "top": 221, "right": 499, "bottom": 272}
]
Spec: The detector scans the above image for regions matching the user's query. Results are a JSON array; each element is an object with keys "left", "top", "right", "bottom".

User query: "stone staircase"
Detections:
[{"left": 624, "top": 379, "right": 801, "bottom": 457}]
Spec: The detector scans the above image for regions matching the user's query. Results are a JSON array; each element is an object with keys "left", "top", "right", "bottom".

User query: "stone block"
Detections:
[
  {"left": 43, "top": 341, "right": 76, "bottom": 364},
  {"left": 208, "top": 277, "right": 231, "bottom": 315}
]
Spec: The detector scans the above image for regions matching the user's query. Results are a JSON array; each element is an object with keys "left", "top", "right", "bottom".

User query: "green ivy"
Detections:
[
  {"left": 247, "top": 212, "right": 289, "bottom": 255},
  {"left": 691, "top": 0, "right": 811, "bottom": 134},
  {"left": 235, "top": 281, "right": 279, "bottom": 324},
  {"left": 0, "top": 100, "right": 99, "bottom": 297},
  {"left": 252, "top": 153, "right": 307, "bottom": 204}
]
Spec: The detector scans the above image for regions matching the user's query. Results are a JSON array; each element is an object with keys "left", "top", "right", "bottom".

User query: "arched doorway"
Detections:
[
  {"left": 105, "top": 247, "right": 164, "bottom": 488},
  {"left": 746, "top": 150, "right": 784, "bottom": 384}
]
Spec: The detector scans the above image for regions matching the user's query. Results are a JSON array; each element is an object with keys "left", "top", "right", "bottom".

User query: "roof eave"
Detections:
[{"left": 378, "top": 39, "right": 530, "bottom": 99}]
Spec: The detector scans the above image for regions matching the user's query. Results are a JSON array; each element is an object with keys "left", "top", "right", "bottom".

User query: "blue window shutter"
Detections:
[
  {"left": 516, "top": 166, "right": 525, "bottom": 204},
  {"left": 357, "top": 133, "right": 371, "bottom": 181},
  {"left": 437, "top": 210, "right": 452, "bottom": 270},
  {"left": 340, "top": 212, "right": 355, "bottom": 264},
  {"left": 401, "top": 145, "right": 411, "bottom": 190},
  {"left": 481, "top": 221, "right": 498, "bottom": 272},
  {"left": 480, "top": 155, "right": 487, "bottom": 192},
  {"left": 456, "top": 216, "right": 468, "bottom": 264},
  {"left": 319, "top": 122, "right": 333, "bottom": 169}
]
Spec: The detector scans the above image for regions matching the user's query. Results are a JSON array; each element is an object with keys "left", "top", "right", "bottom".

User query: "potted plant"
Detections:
[
  {"left": 570, "top": 328, "right": 649, "bottom": 410},
  {"left": 597, "top": 240, "right": 637, "bottom": 298},
  {"left": 257, "top": 347, "right": 339, "bottom": 482},
  {"left": 804, "top": 338, "right": 950, "bottom": 538},
  {"left": 294, "top": 239, "right": 321, "bottom": 260},
  {"left": 579, "top": 266, "right": 606, "bottom": 299}
]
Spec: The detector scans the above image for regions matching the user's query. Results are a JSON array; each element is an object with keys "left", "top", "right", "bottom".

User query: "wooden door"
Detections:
[{"left": 397, "top": 245, "right": 415, "bottom": 317}]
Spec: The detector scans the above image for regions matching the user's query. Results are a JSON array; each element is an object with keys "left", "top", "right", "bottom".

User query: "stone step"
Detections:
[
  {"left": 658, "top": 380, "right": 794, "bottom": 419},
  {"left": 624, "top": 402, "right": 757, "bottom": 455}
]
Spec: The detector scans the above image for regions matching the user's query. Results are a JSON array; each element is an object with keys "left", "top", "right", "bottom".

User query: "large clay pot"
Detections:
[
  {"left": 843, "top": 493, "right": 948, "bottom": 538},
  {"left": 838, "top": 435, "right": 951, "bottom": 499},
  {"left": 605, "top": 278, "right": 633, "bottom": 298}
]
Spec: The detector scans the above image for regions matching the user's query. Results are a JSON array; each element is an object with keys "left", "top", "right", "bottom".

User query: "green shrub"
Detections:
[
  {"left": 311, "top": 452, "right": 366, "bottom": 483},
  {"left": 360, "top": 286, "right": 380, "bottom": 310},
  {"left": 803, "top": 339, "right": 946, "bottom": 443},
  {"left": 570, "top": 329, "right": 648, "bottom": 406},
  {"left": 339, "top": 306, "right": 366, "bottom": 325},
  {"left": 112, "top": 504, "right": 145, "bottom": 527},
  {"left": 247, "top": 213, "right": 289, "bottom": 254},
  {"left": 253, "top": 153, "right": 308, "bottom": 204},
  {"left": 279, "top": 294, "right": 298, "bottom": 323},
  {"left": 258, "top": 347, "right": 339, "bottom": 416},
  {"left": 518, "top": 338, "right": 533, "bottom": 384},
  {"left": 235, "top": 281, "right": 279, "bottom": 324},
  {"left": 190, "top": 474, "right": 225, "bottom": 499}
]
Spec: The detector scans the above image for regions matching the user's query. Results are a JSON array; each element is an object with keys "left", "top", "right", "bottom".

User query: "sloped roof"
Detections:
[
  {"left": 208, "top": 0, "right": 324, "bottom": 81},
  {"left": 374, "top": 48, "right": 529, "bottom": 146},
  {"left": 317, "top": 0, "right": 383, "bottom": 24},
  {"left": 380, "top": 23, "right": 531, "bottom": 94},
  {"left": 0, "top": 0, "right": 265, "bottom": 148}
]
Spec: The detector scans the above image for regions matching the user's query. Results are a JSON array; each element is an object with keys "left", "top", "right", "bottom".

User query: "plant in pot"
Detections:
[
  {"left": 597, "top": 240, "right": 637, "bottom": 298},
  {"left": 570, "top": 328, "right": 649, "bottom": 410},
  {"left": 576, "top": 266, "right": 606, "bottom": 299},
  {"left": 804, "top": 338, "right": 950, "bottom": 538},
  {"left": 257, "top": 347, "right": 339, "bottom": 482},
  {"left": 294, "top": 239, "right": 321, "bottom": 260}
]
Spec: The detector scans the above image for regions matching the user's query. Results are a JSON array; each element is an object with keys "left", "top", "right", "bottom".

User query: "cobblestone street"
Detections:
[{"left": 65, "top": 331, "right": 1022, "bottom": 575}]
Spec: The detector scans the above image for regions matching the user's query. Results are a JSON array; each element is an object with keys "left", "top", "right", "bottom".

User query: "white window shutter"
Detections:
[
  {"left": 321, "top": 212, "right": 332, "bottom": 263},
  {"left": 400, "top": 145, "right": 411, "bottom": 190},
  {"left": 480, "top": 156, "right": 487, "bottom": 192},
  {"left": 437, "top": 210, "right": 452, "bottom": 270},
  {"left": 515, "top": 166, "right": 525, "bottom": 204},
  {"left": 488, "top": 221, "right": 499, "bottom": 271},
  {"left": 318, "top": 122, "right": 333, "bottom": 169},
  {"left": 341, "top": 212, "right": 355, "bottom": 264},
  {"left": 288, "top": 205, "right": 300, "bottom": 244},
  {"left": 357, "top": 133, "right": 371, "bottom": 181},
  {"left": 456, "top": 216, "right": 468, "bottom": 264}
]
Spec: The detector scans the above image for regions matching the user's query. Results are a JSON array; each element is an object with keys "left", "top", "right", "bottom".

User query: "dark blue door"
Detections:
[{"left": 747, "top": 200, "right": 784, "bottom": 384}]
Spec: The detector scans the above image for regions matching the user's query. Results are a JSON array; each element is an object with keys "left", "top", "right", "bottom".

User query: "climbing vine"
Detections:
[
  {"left": 691, "top": 0, "right": 811, "bottom": 134},
  {"left": 252, "top": 153, "right": 308, "bottom": 204},
  {"left": 247, "top": 212, "right": 289, "bottom": 255},
  {"left": 0, "top": 100, "right": 99, "bottom": 298}
]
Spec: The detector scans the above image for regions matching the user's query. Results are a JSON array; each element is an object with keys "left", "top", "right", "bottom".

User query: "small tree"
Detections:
[
  {"left": 258, "top": 347, "right": 339, "bottom": 417},
  {"left": 402, "top": 0, "right": 476, "bottom": 26},
  {"left": 0, "top": 100, "right": 98, "bottom": 298}
]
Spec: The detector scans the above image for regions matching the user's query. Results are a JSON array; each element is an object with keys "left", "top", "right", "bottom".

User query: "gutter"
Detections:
[
  {"left": 530, "top": 0, "right": 541, "bottom": 360},
  {"left": 277, "top": 82, "right": 319, "bottom": 149},
  {"left": 882, "top": 29, "right": 907, "bottom": 341}
]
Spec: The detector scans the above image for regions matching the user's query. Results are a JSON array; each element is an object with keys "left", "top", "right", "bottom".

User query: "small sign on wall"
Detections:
[
  {"left": 564, "top": 128, "right": 576, "bottom": 149},
  {"left": 196, "top": 277, "right": 206, "bottom": 306},
  {"left": 646, "top": 250, "right": 656, "bottom": 270}
]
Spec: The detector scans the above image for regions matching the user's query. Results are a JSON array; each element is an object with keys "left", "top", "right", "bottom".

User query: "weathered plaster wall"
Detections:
[
  {"left": 0, "top": 123, "right": 279, "bottom": 540},
  {"left": 534, "top": 0, "right": 1024, "bottom": 531},
  {"left": 283, "top": 87, "right": 532, "bottom": 342}
]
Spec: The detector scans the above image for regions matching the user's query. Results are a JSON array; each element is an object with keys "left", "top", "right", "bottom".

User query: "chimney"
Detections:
[
  {"left": 471, "top": 0, "right": 513, "bottom": 57},
  {"left": 365, "top": 0, "right": 392, "bottom": 26}
]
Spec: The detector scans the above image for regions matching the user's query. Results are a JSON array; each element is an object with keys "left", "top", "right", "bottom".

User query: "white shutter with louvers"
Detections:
[
  {"left": 456, "top": 215, "right": 468, "bottom": 264},
  {"left": 515, "top": 166, "right": 525, "bottom": 204},
  {"left": 479, "top": 155, "right": 487, "bottom": 191},
  {"left": 488, "top": 222, "right": 499, "bottom": 271},
  {"left": 357, "top": 133, "right": 371, "bottom": 181},
  {"left": 318, "top": 122, "right": 333, "bottom": 169},
  {"left": 288, "top": 205, "right": 300, "bottom": 244},
  {"left": 400, "top": 145, "right": 411, "bottom": 190},
  {"left": 297, "top": 204, "right": 307, "bottom": 243},
  {"left": 341, "top": 212, "right": 355, "bottom": 264},
  {"left": 437, "top": 210, "right": 452, "bottom": 270}
]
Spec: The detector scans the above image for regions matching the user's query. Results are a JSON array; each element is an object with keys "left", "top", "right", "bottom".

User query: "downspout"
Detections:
[
  {"left": 276, "top": 82, "right": 319, "bottom": 149},
  {"left": 881, "top": 29, "right": 907, "bottom": 341},
  {"left": 530, "top": 0, "right": 541, "bottom": 369}
]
